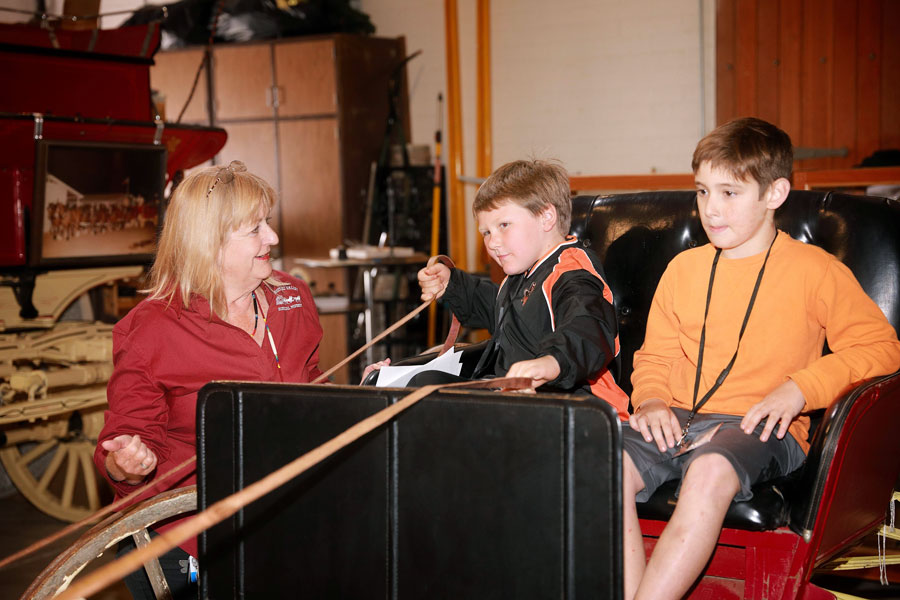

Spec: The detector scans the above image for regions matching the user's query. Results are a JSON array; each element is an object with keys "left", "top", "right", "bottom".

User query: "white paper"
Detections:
[{"left": 375, "top": 348, "right": 464, "bottom": 388}]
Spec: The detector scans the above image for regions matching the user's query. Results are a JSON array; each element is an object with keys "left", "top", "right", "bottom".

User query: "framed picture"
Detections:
[{"left": 30, "top": 140, "right": 167, "bottom": 268}]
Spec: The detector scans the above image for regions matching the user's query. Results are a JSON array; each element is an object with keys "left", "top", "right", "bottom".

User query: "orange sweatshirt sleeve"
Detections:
[{"left": 788, "top": 258, "right": 900, "bottom": 410}]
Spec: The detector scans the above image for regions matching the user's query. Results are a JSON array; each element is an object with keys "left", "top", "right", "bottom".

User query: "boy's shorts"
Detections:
[{"left": 622, "top": 407, "right": 806, "bottom": 503}]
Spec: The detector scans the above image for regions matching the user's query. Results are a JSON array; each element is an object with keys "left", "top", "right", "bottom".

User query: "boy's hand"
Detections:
[
  {"left": 741, "top": 379, "right": 805, "bottom": 442},
  {"left": 418, "top": 263, "right": 451, "bottom": 301},
  {"left": 629, "top": 399, "right": 681, "bottom": 453},
  {"left": 360, "top": 358, "right": 391, "bottom": 384},
  {"left": 506, "top": 355, "right": 560, "bottom": 389}
]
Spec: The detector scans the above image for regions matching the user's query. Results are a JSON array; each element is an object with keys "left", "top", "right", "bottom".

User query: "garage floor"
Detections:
[
  {"left": 0, "top": 486, "right": 897, "bottom": 600},
  {"left": 0, "top": 490, "right": 130, "bottom": 600}
]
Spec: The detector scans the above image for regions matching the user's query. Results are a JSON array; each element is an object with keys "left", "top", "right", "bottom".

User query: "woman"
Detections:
[{"left": 93, "top": 161, "right": 325, "bottom": 599}]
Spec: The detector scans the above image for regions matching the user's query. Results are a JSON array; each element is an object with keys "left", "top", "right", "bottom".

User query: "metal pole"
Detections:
[
  {"left": 444, "top": 0, "right": 468, "bottom": 270},
  {"left": 476, "top": 0, "right": 492, "bottom": 272}
]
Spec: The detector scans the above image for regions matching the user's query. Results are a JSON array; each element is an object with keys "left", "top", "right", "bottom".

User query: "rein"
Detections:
[
  {"left": 312, "top": 254, "right": 460, "bottom": 384},
  {"left": 1, "top": 256, "right": 469, "bottom": 591},
  {"left": 54, "top": 377, "right": 531, "bottom": 600}
]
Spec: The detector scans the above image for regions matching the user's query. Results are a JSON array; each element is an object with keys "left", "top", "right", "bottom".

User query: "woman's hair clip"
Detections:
[{"left": 206, "top": 160, "right": 247, "bottom": 198}]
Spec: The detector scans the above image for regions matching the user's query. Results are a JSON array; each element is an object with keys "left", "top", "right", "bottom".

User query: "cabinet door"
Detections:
[
  {"left": 216, "top": 122, "right": 278, "bottom": 192},
  {"left": 273, "top": 39, "right": 337, "bottom": 117},
  {"left": 150, "top": 48, "right": 209, "bottom": 124},
  {"left": 212, "top": 44, "right": 274, "bottom": 121},
  {"left": 278, "top": 119, "right": 341, "bottom": 258},
  {"left": 215, "top": 121, "right": 280, "bottom": 236},
  {"left": 317, "top": 313, "right": 349, "bottom": 384}
]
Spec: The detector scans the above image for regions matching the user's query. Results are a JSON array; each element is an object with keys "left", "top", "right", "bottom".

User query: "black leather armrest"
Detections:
[{"left": 361, "top": 340, "right": 490, "bottom": 386}]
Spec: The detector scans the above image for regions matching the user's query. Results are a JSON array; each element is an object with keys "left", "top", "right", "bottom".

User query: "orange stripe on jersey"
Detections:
[
  {"left": 591, "top": 371, "right": 630, "bottom": 421},
  {"left": 541, "top": 247, "right": 615, "bottom": 330},
  {"left": 497, "top": 274, "right": 509, "bottom": 295}
]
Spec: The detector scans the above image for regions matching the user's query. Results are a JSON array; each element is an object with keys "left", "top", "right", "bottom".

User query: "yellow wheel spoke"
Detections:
[
  {"left": 37, "top": 443, "right": 67, "bottom": 492},
  {"left": 78, "top": 443, "right": 100, "bottom": 510},
  {"left": 61, "top": 449, "right": 79, "bottom": 509},
  {"left": 0, "top": 396, "right": 111, "bottom": 522},
  {"left": 17, "top": 439, "right": 57, "bottom": 468}
]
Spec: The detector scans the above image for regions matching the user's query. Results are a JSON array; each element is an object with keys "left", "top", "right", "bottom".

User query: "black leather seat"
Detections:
[{"left": 376, "top": 190, "right": 900, "bottom": 533}]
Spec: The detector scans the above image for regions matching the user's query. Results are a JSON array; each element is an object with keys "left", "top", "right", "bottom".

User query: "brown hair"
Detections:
[
  {"left": 692, "top": 117, "right": 793, "bottom": 191},
  {"left": 473, "top": 159, "right": 572, "bottom": 235},
  {"left": 145, "top": 161, "right": 281, "bottom": 319}
]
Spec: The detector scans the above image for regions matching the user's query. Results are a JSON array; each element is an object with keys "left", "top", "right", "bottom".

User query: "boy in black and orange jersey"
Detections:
[{"left": 418, "top": 159, "right": 628, "bottom": 417}]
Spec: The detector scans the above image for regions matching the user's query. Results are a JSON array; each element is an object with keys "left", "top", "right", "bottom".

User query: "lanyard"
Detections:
[
  {"left": 471, "top": 304, "right": 508, "bottom": 378},
  {"left": 679, "top": 232, "right": 778, "bottom": 446},
  {"left": 471, "top": 273, "right": 531, "bottom": 378}
]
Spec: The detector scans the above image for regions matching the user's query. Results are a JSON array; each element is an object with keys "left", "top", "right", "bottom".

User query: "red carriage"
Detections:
[{"left": 0, "top": 21, "right": 224, "bottom": 523}]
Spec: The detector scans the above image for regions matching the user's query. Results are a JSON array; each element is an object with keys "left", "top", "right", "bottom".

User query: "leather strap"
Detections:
[
  {"left": 6, "top": 292, "right": 463, "bottom": 570},
  {"left": 0, "top": 455, "right": 197, "bottom": 570},
  {"left": 427, "top": 254, "right": 462, "bottom": 356},
  {"left": 312, "top": 255, "right": 461, "bottom": 384},
  {"left": 54, "top": 377, "right": 534, "bottom": 600}
]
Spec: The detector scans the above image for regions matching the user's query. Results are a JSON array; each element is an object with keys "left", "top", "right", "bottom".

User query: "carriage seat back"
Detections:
[
  {"left": 571, "top": 190, "right": 900, "bottom": 536},
  {"left": 570, "top": 190, "right": 900, "bottom": 394},
  {"left": 369, "top": 190, "right": 900, "bottom": 535}
]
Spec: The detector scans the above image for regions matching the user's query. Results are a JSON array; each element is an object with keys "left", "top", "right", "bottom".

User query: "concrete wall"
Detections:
[
  {"left": 360, "top": 0, "right": 715, "bottom": 262},
  {"left": 2, "top": 0, "right": 715, "bottom": 260}
]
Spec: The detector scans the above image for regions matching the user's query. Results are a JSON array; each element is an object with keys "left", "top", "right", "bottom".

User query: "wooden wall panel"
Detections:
[
  {"left": 856, "top": 0, "right": 882, "bottom": 162},
  {"left": 881, "top": 0, "right": 900, "bottom": 149},
  {"left": 777, "top": 0, "right": 802, "bottom": 143},
  {"left": 798, "top": 0, "right": 832, "bottom": 171},
  {"left": 830, "top": 0, "right": 857, "bottom": 169},
  {"left": 735, "top": 0, "right": 758, "bottom": 117},
  {"left": 755, "top": 0, "right": 779, "bottom": 125},
  {"left": 716, "top": 0, "right": 738, "bottom": 125},
  {"left": 718, "top": 0, "right": 900, "bottom": 171}
]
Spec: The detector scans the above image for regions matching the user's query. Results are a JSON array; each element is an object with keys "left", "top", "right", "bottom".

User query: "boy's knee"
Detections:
[{"left": 682, "top": 453, "right": 740, "bottom": 498}]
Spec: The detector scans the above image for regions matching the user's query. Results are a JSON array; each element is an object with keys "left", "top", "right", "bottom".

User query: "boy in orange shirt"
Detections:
[{"left": 622, "top": 118, "right": 900, "bottom": 599}]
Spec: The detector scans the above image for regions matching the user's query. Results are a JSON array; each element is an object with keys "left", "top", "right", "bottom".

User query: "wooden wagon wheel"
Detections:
[
  {"left": 20, "top": 485, "right": 197, "bottom": 600},
  {"left": 0, "top": 403, "right": 112, "bottom": 522}
]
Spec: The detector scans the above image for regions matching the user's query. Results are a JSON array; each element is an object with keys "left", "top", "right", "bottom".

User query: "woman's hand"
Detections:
[
  {"left": 418, "top": 264, "right": 451, "bottom": 301},
  {"left": 360, "top": 358, "right": 391, "bottom": 384},
  {"left": 102, "top": 434, "right": 158, "bottom": 484},
  {"left": 629, "top": 398, "right": 681, "bottom": 453}
]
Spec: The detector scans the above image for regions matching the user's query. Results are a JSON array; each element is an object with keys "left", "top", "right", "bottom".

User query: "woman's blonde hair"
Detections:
[{"left": 146, "top": 161, "right": 280, "bottom": 319}]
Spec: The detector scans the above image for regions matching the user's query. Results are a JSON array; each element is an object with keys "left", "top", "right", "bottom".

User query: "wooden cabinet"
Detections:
[
  {"left": 151, "top": 35, "right": 411, "bottom": 383},
  {"left": 213, "top": 44, "right": 274, "bottom": 120},
  {"left": 274, "top": 40, "right": 337, "bottom": 116},
  {"left": 150, "top": 48, "right": 210, "bottom": 124},
  {"left": 152, "top": 34, "right": 408, "bottom": 257}
]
